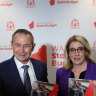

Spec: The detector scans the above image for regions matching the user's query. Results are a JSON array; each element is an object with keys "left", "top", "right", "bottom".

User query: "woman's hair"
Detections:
[{"left": 64, "top": 35, "right": 95, "bottom": 70}]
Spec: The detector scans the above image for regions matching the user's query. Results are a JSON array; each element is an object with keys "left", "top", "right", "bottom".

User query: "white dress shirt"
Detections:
[{"left": 14, "top": 57, "right": 37, "bottom": 89}]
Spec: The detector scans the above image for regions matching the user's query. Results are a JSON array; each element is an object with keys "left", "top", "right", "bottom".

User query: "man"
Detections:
[{"left": 0, "top": 29, "right": 48, "bottom": 96}]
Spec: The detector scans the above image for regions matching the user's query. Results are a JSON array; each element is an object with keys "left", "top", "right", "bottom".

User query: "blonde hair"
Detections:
[{"left": 64, "top": 35, "right": 95, "bottom": 70}]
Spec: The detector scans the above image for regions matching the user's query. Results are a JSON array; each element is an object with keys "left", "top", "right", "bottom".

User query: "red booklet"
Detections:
[{"left": 68, "top": 78, "right": 96, "bottom": 96}]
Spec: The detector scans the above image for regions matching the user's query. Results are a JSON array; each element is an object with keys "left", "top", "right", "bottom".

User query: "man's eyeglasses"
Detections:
[{"left": 69, "top": 47, "right": 86, "bottom": 54}]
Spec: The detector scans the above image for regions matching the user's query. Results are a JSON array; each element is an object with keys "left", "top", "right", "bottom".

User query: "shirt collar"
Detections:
[{"left": 14, "top": 57, "right": 31, "bottom": 69}]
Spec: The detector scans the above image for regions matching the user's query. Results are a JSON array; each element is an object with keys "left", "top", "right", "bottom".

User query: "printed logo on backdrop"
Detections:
[
  {"left": 51, "top": 45, "right": 64, "bottom": 67},
  {"left": 0, "top": 1, "right": 13, "bottom": 7},
  {"left": 49, "top": 0, "right": 79, "bottom": 6},
  {"left": 26, "top": 0, "right": 36, "bottom": 8},
  {"left": 7, "top": 21, "right": 15, "bottom": 31},
  {"left": 49, "top": 0, "right": 55, "bottom": 6},
  {"left": 94, "top": 21, "right": 96, "bottom": 27},
  {"left": 0, "top": 45, "right": 12, "bottom": 50},
  {"left": 29, "top": 21, "right": 34, "bottom": 29},
  {"left": 71, "top": 19, "right": 80, "bottom": 29},
  {"left": 31, "top": 44, "right": 64, "bottom": 67},
  {"left": 92, "top": 0, "right": 96, "bottom": 6},
  {"left": 29, "top": 21, "right": 57, "bottom": 29},
  {"left": 31, "top": 45, "right": 47, "bottom": 63}
]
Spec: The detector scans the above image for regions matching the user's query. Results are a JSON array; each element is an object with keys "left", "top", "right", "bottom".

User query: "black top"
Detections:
[{"left": 71, "top": 70, "right": 86, "bottom": 79}]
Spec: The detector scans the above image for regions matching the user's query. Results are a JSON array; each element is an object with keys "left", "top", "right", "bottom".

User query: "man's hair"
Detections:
[{"left": 12, "top": 29, "right": 34, "bottom": 45}]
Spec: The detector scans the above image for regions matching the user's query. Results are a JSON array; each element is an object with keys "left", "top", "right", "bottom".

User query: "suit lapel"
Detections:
[
  {"left": 10, "top": 57, "right": 24, "bottom": 88},
  {"left": 31, "top": 58, "right": 40, "bottom": 81}
]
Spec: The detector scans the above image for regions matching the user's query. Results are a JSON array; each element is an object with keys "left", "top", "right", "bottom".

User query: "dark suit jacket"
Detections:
[
  {"left": 56, "top": 60, "right": 96, "bottom": 96},
  {"left": 0, "top": 56, "right": 48, "bottom": 96}
]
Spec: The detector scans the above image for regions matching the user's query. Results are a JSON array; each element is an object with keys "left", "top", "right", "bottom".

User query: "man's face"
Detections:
[{"left": 11, "top": 33, "right": 35, "bottom": 64}]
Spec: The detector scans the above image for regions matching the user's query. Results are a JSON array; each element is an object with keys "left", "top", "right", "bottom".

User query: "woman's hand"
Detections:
[{"left": 92, "top": 80, "right": 96, "bottom": 87}]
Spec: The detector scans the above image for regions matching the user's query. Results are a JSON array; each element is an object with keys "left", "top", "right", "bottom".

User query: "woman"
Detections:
[{"left": 56, "top": 35, "right": 96, "bottom": 96}]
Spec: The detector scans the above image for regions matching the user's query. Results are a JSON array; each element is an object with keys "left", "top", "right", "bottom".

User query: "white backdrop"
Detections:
[{"left": 0, "top": 0, "right": 96, "bottom": 83}]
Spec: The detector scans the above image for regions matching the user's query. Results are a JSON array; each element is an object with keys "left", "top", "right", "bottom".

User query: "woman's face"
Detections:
[{"left": 68, "top": 41, "right": 87, "bottom": 65}]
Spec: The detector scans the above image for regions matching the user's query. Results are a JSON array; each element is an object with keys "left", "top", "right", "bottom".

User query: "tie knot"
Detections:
[{"left": 22, "top": 65, "right": 29, "bottom": 71}]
